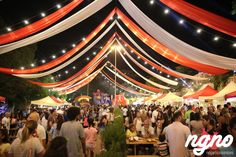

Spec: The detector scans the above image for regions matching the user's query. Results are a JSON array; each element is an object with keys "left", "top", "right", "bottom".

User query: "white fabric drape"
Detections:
[
  {"left": 105, "top": 66, "right": 155, "bottom": 94},
  {"left": 116, "top": 21, "right": 207, "bottom": 81},
  {"left": 0, "top": 0, "right": 112, "bottom": 54},
  {"left": 101, "top": 71, "right": 149, "bottom": 96},
  {"left": 14, "top": 22, "right": 116, "bottom": 78},
  {"left": 119, "top": 0, "right": 236, "bottom": 70},
  {"left": 118, "top": 50, "right": 170, "bottom": 90},
  {"left": 116, "top": 40, "right": 178, "bottom": 86}
]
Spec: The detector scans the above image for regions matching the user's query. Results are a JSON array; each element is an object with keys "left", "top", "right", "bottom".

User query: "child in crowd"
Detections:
[
  {"left": 84, "top": 118, "right": 98, "bottom": 157},
  {"left": 154, "top": 134, "right": 169, "bottom": 156}
]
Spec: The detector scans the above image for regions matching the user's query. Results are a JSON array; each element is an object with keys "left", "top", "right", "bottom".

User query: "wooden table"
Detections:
[{"left": 126, "top": 138, "right": 158, "bottom": 155}]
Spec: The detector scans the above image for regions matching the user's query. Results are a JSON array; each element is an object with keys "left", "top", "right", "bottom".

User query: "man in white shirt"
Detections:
[
  {"left": 122, "top": 107, "right": 128, "bottom": 117},
  {"left": 17, "top": 111, "right": 46, "bottom": 147},
  {"left": 141, "top": 120, "right": 154, "bottom": 138},
  {"left": 164, "top": 111, "right": 191, "bottom": 157},
  {"left": 2, "top": 112, "right": 11, "bottom": 131},
  {"left": 151, "top": 107, "right": 158, "bottom": 127}
]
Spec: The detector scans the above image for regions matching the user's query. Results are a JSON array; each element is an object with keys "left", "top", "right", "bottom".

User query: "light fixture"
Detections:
[
  {"left": 6, "top": 27, "right": 12, "bottom": 32},
  {"left": 137, "top": 56, "right": 140, "bottom": 59},
  {"left": 152, "top": 67, "right": 155, "bottom": 69},
  {"left": 62, "top": 49, "right": 66, "bottom": 53},
  {"left": 86, "top": 57, "right": 90, "bottom": 61},
  {"left": 73, "top": 66, "right": 76, "bottom": 69},
  {"left": 30, "top": 63, "right": 35, "bottom": 67},
  {"left": 24, "top": 20, "right": 29, "bottom": 25},
  {"left": 72, "top": 44, "right": 76, "bottom": 47},
  {"left": 65, "top": 70, "right": 68, "bottom": 74},
  {"left": 117, "top": 15, "right": 121, "bottom": 19},
  {"left": 93, "top": 52, "right": 96, "bottom": 55},
  {"left": 233, "top": 43, "right": 236, "bottom": 47},
  {"left": 56, "top": 4, "right": 61, "bottom": 9},
  {"left": 41, "top": 12, "right": 46, "bottom": 17},
  {"left": 100, "top": 46, "right": 103, "bottom": 49},
  {"left": 144, "top": 62, "right": 147, "bottom": 64},
  {"left": 175, "top": 78, "right": 178, "bottom": 81},
  {"left": 159, "top": 71, "right": 162, "bottom": 74},
  {"left": 196, "top": 28, "right": 202, "bottom": 34},
  {"left": 213, "top": 36, "right": 219, "bottom": 41},
  {"left": 58, "top": 74, "right": 61, "bottom": 77},
  {"left": 20, "top": 67, "right": 25, "bottom": 70},
  {"left": 82, "top": 37, "right": 86, "bottom": 41},
  {"left": 52, "top": 55, "right": 56, "bottom": 59},
  {"left": 41, "top": 59, "right": 46, "bottom": 63},
  {"left": 179, "top": 19, "right": 184, "bottom": 24},
  {"left": 164, "top": 9, "right": 169, "bottom": 14},
  {"left": 167, "top": 75, "right": 170, "bottom": 78},
  {"left": 110, "top": 16, "right": 113, "bottom": 20},
  {"left": 130, "top": 50, "right": 133, "bottom": 53},
  {"left": 150, "top": 0, "right": 154, "bottom": 5},
  {"left": 51, "top": 77, "right": 54, "bottom": 80}
]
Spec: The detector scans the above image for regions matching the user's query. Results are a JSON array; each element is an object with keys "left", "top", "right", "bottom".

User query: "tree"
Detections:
[
  {"left": 210, "top": 72, "right": 233, "bottom": 90},
  {"left": 232, "top": 0, "right": 236, "bottom": 15}
]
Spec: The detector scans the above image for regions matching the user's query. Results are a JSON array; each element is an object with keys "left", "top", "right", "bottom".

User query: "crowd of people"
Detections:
[
  {"left": 123, "top": 103, "right": 236, "bottom": 157},
  {"left": 0, "top": 102, "right": 235, "bottom": 157},
  {"left": 0, "top": 105, "right": 116, "bottom": 157}
]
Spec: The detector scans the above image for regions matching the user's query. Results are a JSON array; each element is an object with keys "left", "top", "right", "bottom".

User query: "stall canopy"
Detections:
[
  {"left": 200, "top": 82, "right": 236, "bottom": 100},
  {"left": 158, "top": 92, "right": 182, "bottom": 102},
  {"left": 184, "top": 85, "right": 218, "bottom": 99},
  {"left": 183, "top": 91, "right": 194, "bottom": 97},
  {"left": 31, "top": 96, "right": 62, "bottom": 107},
  {"left": 225, "top": 91, "right": 236, "bottom": 99}
]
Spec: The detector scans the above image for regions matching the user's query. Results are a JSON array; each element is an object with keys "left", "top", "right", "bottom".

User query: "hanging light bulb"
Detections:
[
  {"left": 159, "top": 71, "right": 162, "bottom": 74},
  {"left": 52, "top": 55, "right": 56, "bottom": 59},
  {"left": 65, "top": 70, "right": 68, "bottom": 74},
  {"left": 56, "top": 4, "right": 61, "bottom": 9},
  {"left": 20, "top": 67, "right": 25, "bottom": 70},
  {"left": 72, "top": 44, "right": 76, "bottom": 47},
  {"left": 150, "top": 0, "right": 154, "bottom": 5},
  {"left": 167, "top": 75, "right": 170, "bottom": 78},
  {"left": 144, "top": 61, "right": 147, "bottom": 65},
  {"left": 6, "top": 27, "right": 12, "bottom": 32},
  {"left": 152, "top": 67, "right": 155, "bottom": 70},
  {"left": 175, "top": 78, "right": 178, "bottom": 81},
  {"left": 41, "top": 12, "right": 46, "bottom": 17},
  {"left": 179, "top": 19, "right": 184, "bottom": 24},
  {"left": 93, "top": 52, "right": 96, "bottom": 55},
  {"left": 30, "top": 63, "right": 35, "bottom": 67},
  {"left": 41, "top": 59, "right": 46, "bottom": 63},
  {"left": 196, "top": 28, "right": 202, "bottom": 34},
  {"left": 24, "top": 20, "right": 29, "bottom": 25},
  {"left": 62, "top": 49, "right": 66, "bottom": 54},
  {"left": 73, "top": 66, "right": 76, "bottom": 69},
  {"left": 213, "top": 36, "right": 219, "bottom": 41},
  {"left": 82, "top": 37, "right": 86, "bottom": 41},
  {"left": 58, "top": 74, "right": 61, "bottom": 77},
  {"left": 164, "top": 9, "right": 169, "bottom": 14},
  {"left": 51, "top": 77, "right": 54, "bottom": 80},
  {"left": 233, "top": 43, "right": 236, "bottom": 47},
  {"left": 86, "top": 57, "right": 90, "bottom": 61}
]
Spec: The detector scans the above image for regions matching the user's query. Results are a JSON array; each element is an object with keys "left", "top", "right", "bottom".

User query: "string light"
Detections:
[
  {"left": 213, "top": 36, "right": 219, "bottom": 41},
  {"left": 40, "top": 12, "right": 46, "bottom": 17},
  {"left": 51, "top": 77, "right": 54, "bottom": 80},
  {"left": 30, "top": 63, "right": 35, "bottom": 67},
  {"left": 196, "top": 28, "right": 202, "bottom": 34},
  {"left": 93, "top": 52, "right": 96, "bottom": 55},
  {"left": 179, "top": 19, "right": 184, "bottom": 24},
  {"left": 130, "top": 50, "right": 133, "bottom": 53},
  {"left": 41, "top": 59, "right": 46, "bottom": 63},
  {"left": 72, "top": 44, "right": 76, "bottom": 47},
  {"left": 175, "top": 78, "right": 178, "bottom": 81},
  {"left": 24, "top": 20, "right": 29, "bottom": 25},
  {"left": 164, "top": 9, "right": 169, "bottom": 14},
  {"left": 86, "top": 57, "right": 90, "bottom": 61},
  {"left": 233, "top": 43, "right": 236, "bottom": 47},
  {"left": 82, "top": 37, "right": 86, "bottom": 41},
  {"left": 56, "top": 4, "right": 61, "bottom": 9},
  {"left": 73, "top": 66, "right": 76, "bottom": 69},
  {"left": 58, "top": 74, "right": 61, "bottom": 77},
  {"left": 62, "top": 49, "right": 66, "bottom": 54},
  {"left": 159, "top": 71, "right": 162, "bottom": 74},
  {"left": 167, "top": 75, "right": 170, "bottom": 78},
  {"left": 100, "top": 46, "right": 103, "bottom": 49},
  {"left": 150, "top": 0, "right": 154, "bottom": 5},
  {"left": 20, "top": 67, "right": 25, "bottom": 70},
  {"left": 6, "top": 27, "right": 12, "bottom": 32},
  {"left": 65, "top": 70, "right": 68, "bottom": 74},
  {"left": 52, "top": 55, "right": 56, "bottom": 59}
]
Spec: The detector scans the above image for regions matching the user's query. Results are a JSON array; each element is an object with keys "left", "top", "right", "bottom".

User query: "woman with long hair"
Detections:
[
  {"left": 43, "top": 136, "right": 67, "bottom": 157},
  {"left": 50, "top": 114, "right": 64, "bottom": 139},
  {"left": 8, "top": 120, "right": 44, "bottom": 157}
]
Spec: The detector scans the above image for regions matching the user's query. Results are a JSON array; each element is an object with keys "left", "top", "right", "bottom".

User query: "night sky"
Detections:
[{"left": 0, "top": 0, "right": 236, "bottom": 95}]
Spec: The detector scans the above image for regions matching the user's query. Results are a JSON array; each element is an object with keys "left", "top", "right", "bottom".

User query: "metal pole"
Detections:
[{"left": 114, "top": 48, "right": 117, "bottom": 104}]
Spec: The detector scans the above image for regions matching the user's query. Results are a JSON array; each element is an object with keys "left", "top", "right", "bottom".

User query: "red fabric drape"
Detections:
[
  {"left": 108, "top": 62, "right": 161, "bottom": 93},
  {"left": 102, "top": 71, "right": 149, "bottom": 96},
  {"left": 160, "top": 0, "right": 236, "bottom": 37},
  {"left": 116, "top": 34, "right": 181, "bottom": 78},
  {"left": 30, "top": 34, "right": 116, "bottom": 87},
  {"left": 225, "top": 91, "right": 236, "bottom": 99},
  {"left": 0, "top": 0, "right": 84, "bottom": 44},
  {"left": 116, "top": 9, "right": 228, "bottom": 75},
  {"left": 184, "top": 85, "right": 218, "bottom": 99},
  {"left": 0, "top": 9, "right": 116, "bottom": 74}
]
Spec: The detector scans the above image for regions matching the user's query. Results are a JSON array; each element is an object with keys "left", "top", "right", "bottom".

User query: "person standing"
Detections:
[
  {"left": 84, "top": 118, "right": 97, "bottom": 157},
  {"left": 164, "top": 111, "right": 191, "bottom": 157},
  {"left": 2, "top": 112, "right": 11, "bottom": 132},
  {"left": 60, "top": 107, "right": 86, "bottom": 157}
]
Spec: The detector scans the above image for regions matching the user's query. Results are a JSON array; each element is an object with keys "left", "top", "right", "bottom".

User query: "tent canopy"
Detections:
[
  {"left": 158, "top": 92, "right": 182, "bottom": 102},
  {"left": 183, "top": 90, "right": 194, "bottom": 97},
  {"left": 31, "top": 96, "right": 62, "bottom": 107},
  {"left": 184, "top": 85, "right": 218, "bottom": 99},
  {"left": 225, "top": 91, "right": 236, "bottom": 99},
  {"left": 200, "top": 82, "right": 236, "bottom": 100}
]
